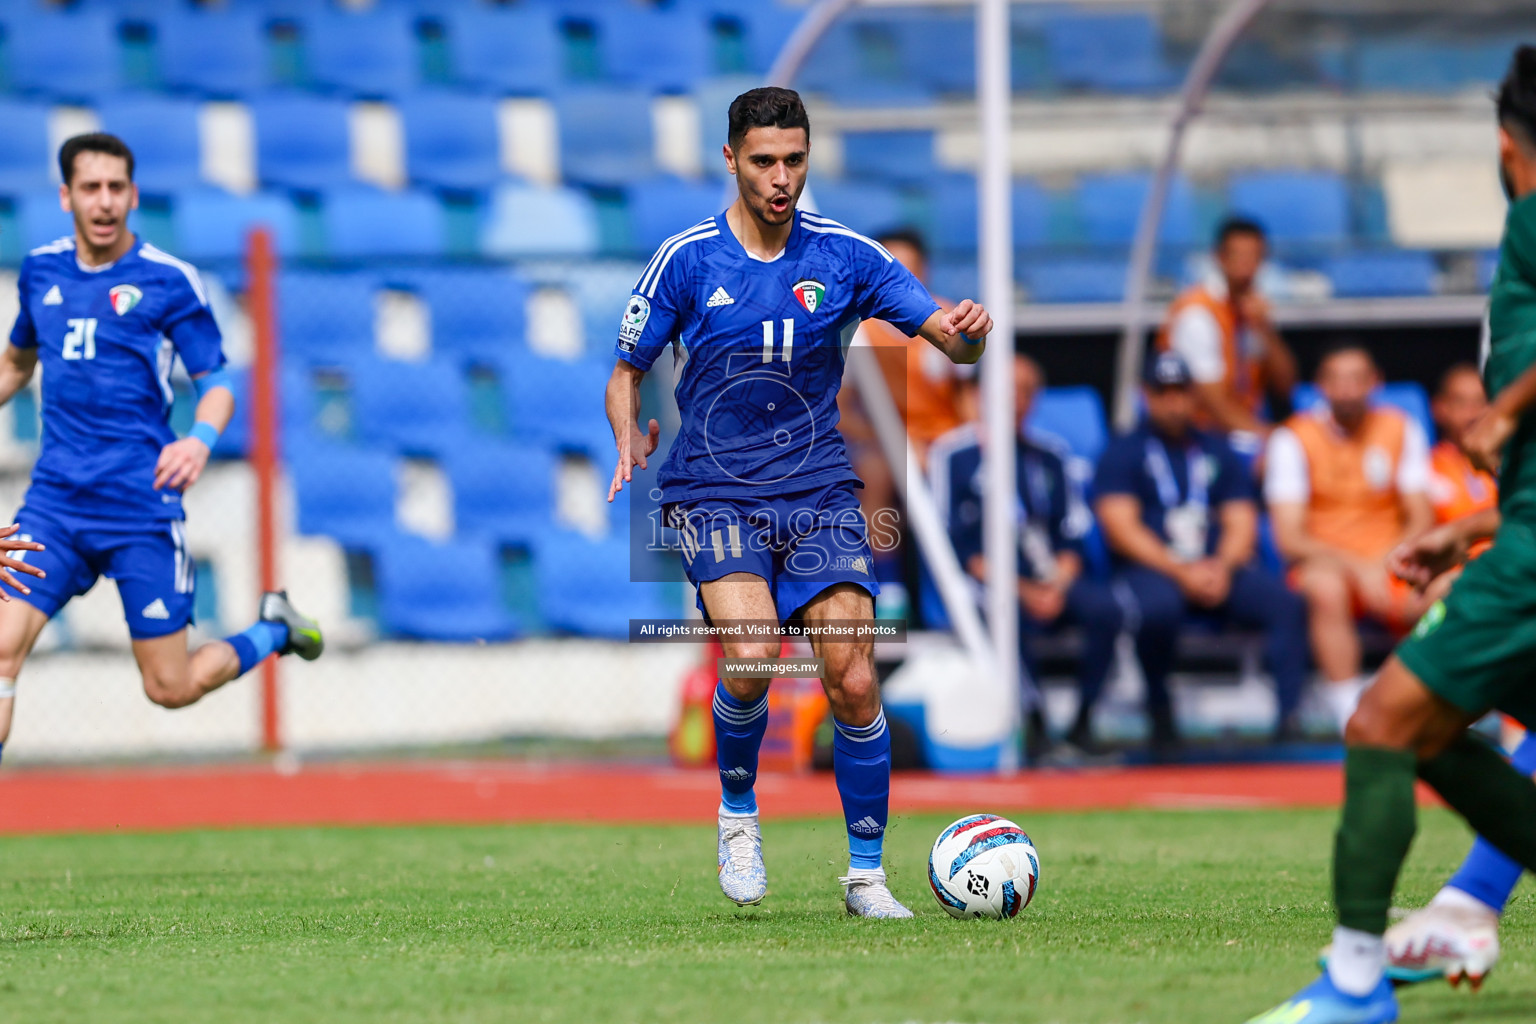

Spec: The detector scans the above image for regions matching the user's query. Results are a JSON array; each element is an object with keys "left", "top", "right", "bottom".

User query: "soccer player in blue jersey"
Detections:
[
  {"left": 605, "top": 88, "right": 992, "bottom": 917},
  {"left": 0, "top": 133, "right": 323, "bottom": 759}
]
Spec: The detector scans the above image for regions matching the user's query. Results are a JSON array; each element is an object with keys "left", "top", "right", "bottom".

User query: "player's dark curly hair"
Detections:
[
  {"left": 727, "top": 87, "right": 810, "bottom": 151},
  {"left": 1498, "top": 45, "right": 1536, "bottom": 147},
  {"left": 59, "top": 133, "right": 135, "bottom": 186}
]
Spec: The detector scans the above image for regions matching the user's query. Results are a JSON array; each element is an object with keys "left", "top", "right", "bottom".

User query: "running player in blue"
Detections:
[
  {"left": 605, "top": 89, "right": 992, "bottom": 917},
  {"left": 0, "top": 133, "right": 323, "bottom": 759}
]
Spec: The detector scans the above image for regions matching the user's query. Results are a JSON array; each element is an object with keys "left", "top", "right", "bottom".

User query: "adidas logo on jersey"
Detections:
[
  {"left": 720, "top": 767, "right": 753, "bottom": 782},
  {"left": 706, "top": 287, "right": 735, "bottom": 307},
  {"left": 849, "top": 816, "right": 884, "bottom": 836},
  {"left": 141, "top": 598, "right": 170, "bottom": 620},
  {"left": 42, "top": 285, "right": 62, "bottom": 305}
]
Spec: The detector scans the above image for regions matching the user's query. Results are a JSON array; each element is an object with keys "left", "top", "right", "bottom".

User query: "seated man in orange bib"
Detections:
[{"left": 1264, "top": 345, "right": 1435, "bottom": 731}]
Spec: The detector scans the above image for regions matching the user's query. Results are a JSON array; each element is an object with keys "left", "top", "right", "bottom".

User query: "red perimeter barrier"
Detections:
[{"left": 0, "top": 762, "right": 1425, "bottom": 836}]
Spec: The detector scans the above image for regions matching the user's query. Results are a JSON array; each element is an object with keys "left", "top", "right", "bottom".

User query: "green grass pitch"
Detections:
[{"left": 0, "top": 808, "right": 1528, "bottom": 1023}]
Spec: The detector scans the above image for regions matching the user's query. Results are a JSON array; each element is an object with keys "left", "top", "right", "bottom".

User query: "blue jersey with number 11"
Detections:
[
  {"left": 9, "top": 236, "right": 226, "bottom": 521},
  {"left": 616, "top": 209, "right": 939, "bottom": 504}
]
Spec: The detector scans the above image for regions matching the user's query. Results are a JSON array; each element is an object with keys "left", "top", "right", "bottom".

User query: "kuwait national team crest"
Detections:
[
  {"left": 109, "top": 284, "right": 143, "bottom": 316},
  {"left": 791, "top": 279, "right": 825, "bottom": 314}
]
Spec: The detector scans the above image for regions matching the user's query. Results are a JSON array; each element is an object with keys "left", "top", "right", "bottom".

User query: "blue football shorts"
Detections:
[
  {"left": 665, "top": 483, "right": 881, "bottom": 624},
  {"left": 11, "top": 506, "right": 195, "bottom": 639}
]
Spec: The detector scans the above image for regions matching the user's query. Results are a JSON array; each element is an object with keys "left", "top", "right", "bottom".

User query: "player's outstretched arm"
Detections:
[
  {"left": 1387, "top": 507, "right": 1501, "bottom": 591},
  {"left": 606, "top": 359, "right": 660, "bottom": 503},
  {"left": 0, "top": 346, "right": 37, "bottom": 408},
  {"left": 155, "top": 370, "right": 235, "bottom": 493},
  {"left": 917, "top": 300, "right": 990, "bottom": 365},
  {"left": 0, "top": 523, "right": 45, "bottom": 601},
  {"left": 1465, "top": 356, "right": 1536, "bottom": 472}
]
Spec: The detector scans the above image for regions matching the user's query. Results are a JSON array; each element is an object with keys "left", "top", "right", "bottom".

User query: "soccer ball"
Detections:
[{"left": 928, "top": 814, "right": 1039, "bottom": 919}]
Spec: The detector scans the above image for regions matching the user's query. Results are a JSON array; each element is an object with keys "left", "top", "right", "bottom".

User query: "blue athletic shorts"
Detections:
[
  {"left": 11, "top": 506, "right": 195, "bottom": 639},
  {"left": 665, "top": 484, "right": 880, "bottom": 624}
]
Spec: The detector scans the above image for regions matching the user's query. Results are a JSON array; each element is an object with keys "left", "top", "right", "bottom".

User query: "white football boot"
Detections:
[
  {"left": 841, "top": 867, "right": 913, "bottom": 919},
  {"left": 1384, "top": 890, "right": 1500, "bottom": 989},
  {"left": 717, "top": 810, "right": 767, "bottom": 906}
]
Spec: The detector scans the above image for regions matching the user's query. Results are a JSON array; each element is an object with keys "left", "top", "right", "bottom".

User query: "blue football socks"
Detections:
[
  {"left": 224, "top": 620, "right": 290, "bottom": 676},
  {"left": 1445, "top": 732, "right": 1536, "bottom": 913},
  {"left": 833, "top": 709, "right": 891, "bottom": 870},
  {"left": 712, "top": 682, "right": 768, "bottom": 815}
]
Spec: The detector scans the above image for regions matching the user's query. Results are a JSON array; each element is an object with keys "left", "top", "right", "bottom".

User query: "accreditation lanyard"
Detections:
[
  {"left": 1016, "top": 452, "right": 1057, "bottom": 582},
  {"left": 1146, "top": 437, "right": 1211, "bottom": 562}
]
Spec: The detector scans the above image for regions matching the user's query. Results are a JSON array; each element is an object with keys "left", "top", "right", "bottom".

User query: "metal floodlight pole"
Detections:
[
  {"left": 1112, "top": 0, "right": 1279, "bottom": 429},
  {"left": 977, "top": 0, "right": 1019, "bottom": 742}
]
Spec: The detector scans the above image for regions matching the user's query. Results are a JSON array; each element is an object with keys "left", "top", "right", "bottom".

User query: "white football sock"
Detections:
[
  {"left": 1327, "top": 925, "right": 1385, "bottom": 996},
  {"left": 1322, "top": 677, "right": 1367, "bottom": 732}
]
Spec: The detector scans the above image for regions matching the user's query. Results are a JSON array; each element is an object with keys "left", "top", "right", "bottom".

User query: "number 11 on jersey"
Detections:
[
  {"left": 761, "top": 318, "right": 794, "bottom": 364},
  {"left": 63, "top": 318, "right": 98, "bottom": 361}
]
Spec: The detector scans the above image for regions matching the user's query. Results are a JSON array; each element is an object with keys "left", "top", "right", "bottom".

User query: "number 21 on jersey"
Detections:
[{"left": 63, "top": 317, "right": 97, "bottom": 360}]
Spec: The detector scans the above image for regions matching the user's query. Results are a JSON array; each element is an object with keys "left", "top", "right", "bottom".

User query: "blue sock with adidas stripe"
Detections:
[
  {"left": 1444, "top": 732, "right": 1536, "bottom": 912},
  {"left": 713, "top": 682, "right": 768, "bottom": 815},
  {"left": 833, "top": 710, "right": 891, "bottom": 870},
  {"left": 225, "top": 621, "right": 289, "bottom": 676}
]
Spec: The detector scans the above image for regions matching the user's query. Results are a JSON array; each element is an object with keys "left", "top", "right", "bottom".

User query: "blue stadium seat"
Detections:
[
  {"left": 96, "top": 97, "right": 203, "bottom": 195},
  {"left": 1478, "top": 250, "right": 1500, "bottom": 292},
  {"left": 15, "top": 190, "right": 74, "bottom": 253},
  {"left": 350, "top": 356, "right": 470, "bottom": 456},
  {"left": 893, "top": 11, "right": 975, "bottom": 95},
  {"left": 480, "top": 183, "right": 600, "bottom": 258},
  {"left": 445, "top": 440, "right": 555, "bottom": 544},
  {"left": 535, "top": 531, "right": 673, "bottom": 638},
  {"left": 1291, "top": 382, "right": 1434, "bottom": 440},
  {"left": 1356, "top": 37, "right": 1511, "bottom": 93},
  {"left": 805, "top": 181, "right": 903, "bottom": 238},
  {"left": 553, "top": 86, "right": 656, "bottom": 187},
  {"left": 375, "top": 534, "right": 518, "bottom": 641},
  {"left": 928, "top": 261, "right": 978, "bottom": 303},
  {"left": 173, "top": 188, "right": 302, "bottom": 262},
  {"left": 627, "top": 177, "right": 726, "bottom": 255},
  {"left": 408, "top": 267, "right": 529, "bottom": 365},
  {"left": 733, "top": 4, "right": 803, "bottom": 76},
  {"left": 927, "top": 174, "right": 1052, "bottom": 252},
  {"left": 443, "top": 7, "right": 565, "bottom": 94},
  {"left": 1029, "top": 386, "right": 1108, "bottom": 463},
  {"left": 9, "top": 13, "right": 120, "bottom": 100},
  {"left": 842, "top": 131, "right": 935, "bottom": 187},
  {"left": 251, "top": 93, "right": 353, "bottom": 192},
  {"left": 288, "top": 442, "right": 397, "bottom": 547},
  {"left": 278, "top": 270, "right": 377, "bottom": 366},
  {"left": 1227, "top": 171, "right": 1350, "bottom": 246},
  {"left": 1075, "top": 171, "right": 1197, "bottom": 247},
  {"left": 596, "top": 6, "right": 714, "bottom": 92},
  {"left": 503, "top": 357, "right": 613, "bottom": 454},
  {"left": 398, "top": 91, "right": 500, "bottom": 192},
  {"left": 1322, "top": 251, "right": 1437, "bottom": 299},
  {"left": 0, "top": 101, "right": 54, "bottom": 196},
  {"left": 299, "top": 9, "right": 417, "bottom": 97},
  {"left": 1043, "top": 10, "right": 1171, "bottom": 93},
  {"left": 323, "top": 188, "right": 446, "bottom": 259},
  {"left": 1022, "top": 257, "right": 1126, "bottom": 304},
  {"left": 157, "top": 10, "right": 267, "bottom": 97}
]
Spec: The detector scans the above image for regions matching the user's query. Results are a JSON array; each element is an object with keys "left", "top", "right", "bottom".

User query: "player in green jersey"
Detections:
[{"left": 1246, "top": 46, "right": 1536, "bottom": 1024}]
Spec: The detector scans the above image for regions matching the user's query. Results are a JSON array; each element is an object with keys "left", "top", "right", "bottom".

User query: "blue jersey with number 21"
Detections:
[
  {"left": 9, "top": 236, "right": 226, "bottom": 521},
  {"left": 616, "top": 209, "right": 939, "bottom": 504}
]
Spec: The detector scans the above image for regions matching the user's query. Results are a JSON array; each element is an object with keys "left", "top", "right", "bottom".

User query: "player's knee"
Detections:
[
  {"left": 141, "top": 671, "right": 196, "bottom": 709},
  {"left": 824, "top": 650, "right": 877, "bottom": 723}
]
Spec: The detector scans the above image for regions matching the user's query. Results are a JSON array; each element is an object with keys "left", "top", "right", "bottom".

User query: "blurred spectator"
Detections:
[
  {"left": 1095, "top": 352, "right": 1309, "bottom": 750},
  {"left": 1158, "top": 217, "right": 1297, "bottom": 449},
  {"left": 1428, "top": 362, "right": 1498, "bottom": 529},
  {"left": 1264, "top": 345, "right": 1434, "bottom": 731},
  {"left": 931, "top": 354, "right": 1123, "bottom": 760}
]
